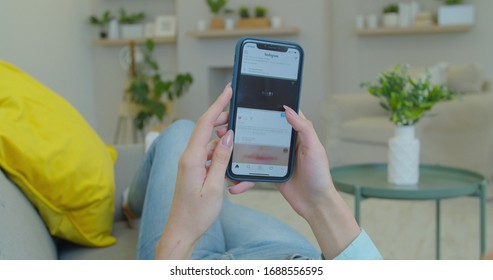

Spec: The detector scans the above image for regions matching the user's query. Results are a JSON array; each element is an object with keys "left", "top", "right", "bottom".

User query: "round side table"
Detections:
[{"left": 330, "top": 163, "right": 487, "bottom": 259}]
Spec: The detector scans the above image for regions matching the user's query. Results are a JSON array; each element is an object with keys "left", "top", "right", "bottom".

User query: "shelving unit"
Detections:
[
  {"left": 92, "top": 36, "right": 176, "bottom": 46},
  {"left": 187, "top": 27, "right": 300, "bottom": 39},
  {"left": 355, "top": 24, "right": 473, "bottom": 36}
]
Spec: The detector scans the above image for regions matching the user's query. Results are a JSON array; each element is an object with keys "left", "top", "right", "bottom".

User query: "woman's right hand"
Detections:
[{"left": 228, "top": 106, "right": 361, "bottom": 259}]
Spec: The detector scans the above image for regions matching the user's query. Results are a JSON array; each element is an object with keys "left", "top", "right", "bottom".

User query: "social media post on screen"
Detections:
[{"left": 232, "top": 107, "right": 292, "bottom": 177}]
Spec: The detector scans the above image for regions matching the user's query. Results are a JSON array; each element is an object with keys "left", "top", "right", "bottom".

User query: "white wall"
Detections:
[
  {"left": 174, "top": 0, "right": 332, "bottom": 143},
  {"left": 0, "top": 0, "right": 96, "bottom": 126},
  {"left": 3, "top": 0, "right": 492, "bottom": 145},
  {"left": 330, "top": 0, "right": 493, "bottom": 93}
]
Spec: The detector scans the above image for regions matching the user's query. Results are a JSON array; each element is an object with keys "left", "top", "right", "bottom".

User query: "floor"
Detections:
[{"left": 227, "top": 183, "right": 493, "bottom": 260}]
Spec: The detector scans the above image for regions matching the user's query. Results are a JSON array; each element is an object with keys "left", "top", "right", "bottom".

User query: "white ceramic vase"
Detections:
[
  {"left": 383, "top": 13, "right": 399, "bottom": 27},
  {"left": 388, "top": 125, "right": 420, "bottom": 185}
]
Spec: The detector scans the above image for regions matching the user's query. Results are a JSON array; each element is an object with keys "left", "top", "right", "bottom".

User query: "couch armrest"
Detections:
[
  {"left": 112, "top": 144, "right": 145, "bottom": 222},
  {"left": 321, "top": 93, "right": 387, "bottom": 157},
  {"left": 327, "top": 93, "right": 387, "bottom": 122},
  {"left": 420, "top": 93, "right": 493, "bottom": 178}
]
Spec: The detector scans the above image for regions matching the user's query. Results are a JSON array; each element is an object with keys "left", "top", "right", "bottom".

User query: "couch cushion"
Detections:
[
  {"left": 340, "top": 116, "right": 394, "bottom": 145},
  {"left": 0, "top": 170, "right": 57, "bottom": 259},
  {"left": 447, "top": 63, "right": 485, "bottom": 93},
  {"left": 0, "top": 61, "right": 116, "bottom": 247},
  {"left": 57, "top": 221, "right": 138, "bottom": 260}
]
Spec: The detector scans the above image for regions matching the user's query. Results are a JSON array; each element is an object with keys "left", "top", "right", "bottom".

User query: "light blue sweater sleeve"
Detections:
[{"left": 333, "top": 229, "right": 383, "bottom": 260}]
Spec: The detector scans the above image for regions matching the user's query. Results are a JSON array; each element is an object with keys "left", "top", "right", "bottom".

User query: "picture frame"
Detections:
[{"left": 154, "top": 15, "right": 176, "bottom": 37}]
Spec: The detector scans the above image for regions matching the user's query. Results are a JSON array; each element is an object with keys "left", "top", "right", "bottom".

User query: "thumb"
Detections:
[{"left": 205, "top": 130, "right": 234, "bottom": 186}]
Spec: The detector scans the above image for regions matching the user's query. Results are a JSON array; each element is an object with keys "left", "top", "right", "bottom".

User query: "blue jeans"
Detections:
[{"left": 128, "top": 120, "right": 321, "bottom": 260}]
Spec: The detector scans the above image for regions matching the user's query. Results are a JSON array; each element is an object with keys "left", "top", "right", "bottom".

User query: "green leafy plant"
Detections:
[
  {"left": 89, "top": 10, "right": 112, "bottom": 38},
  {"left": 444, "top": 0, "right": 463, "bottom": 5},
  {"left": 238, "top": 6, "right": 250, "bottom": 18},
  {"left": 254, "top": 6, "right": 268, "bottom": 18},
  {"left": 361, "top": 65, "right": 457, "bottom": 126},
  {"left": 128, "top": 39, "right": 193, "bottom": 130},
  {"left": 206, "top": 0, "right": 228, "bottom": 15},
  {"left": 383, "top": 4, "right": 399, "bottom": 13},
  {"left": 118, "top": 8, "right": 145, "bottom": 24}
]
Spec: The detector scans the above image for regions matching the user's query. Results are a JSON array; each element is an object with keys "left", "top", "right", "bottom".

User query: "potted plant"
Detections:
[
  {"left": 437, "top": 0, "right": 475, "bottom": 26},
  {"left": 382, "top": 4, "right": 399, "bottom": 28},
  {"left": 223, "top": 8, "right": 236, "bottom": 30},
  {"left": 238, "top": 6, "right": 250, "bottom": 19},
  {"left": 361, "top": 65, "right": 456, "bottom": 184},
  {"left": 119, "top": 8, "right": 146, "bottom": 39},
  {"left": 206, "top": 0, "right": 228, "bottom": 29},
  {"left": 89, "top": 10, "right": 112, "bottom": 38},
  {"left": 237, "top": 6, "right": 270, "bottom": 29},
  {"left": 127, "top": 39, "right": 193, "bottom": 131}
]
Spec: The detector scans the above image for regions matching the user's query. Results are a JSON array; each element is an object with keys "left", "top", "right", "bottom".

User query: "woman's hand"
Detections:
[
  {"left": 275, "top": 106, "right": 335, "bottom": 219},
  {"left": 229, "top": 106, "right": 361, "bottom": 259},
  {"left": 277, "top": 106, "right": 360, "bottom": 259},
  {"left": 156, "top": 84, "right": 254, "bottom": 259}
]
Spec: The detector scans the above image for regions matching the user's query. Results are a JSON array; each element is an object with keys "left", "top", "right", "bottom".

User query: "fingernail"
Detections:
[
  {"left": 283, "top": 105, "right": 297, "bottom": 117},
  {"left": 221, "top": 130, "right": 234, "bottom": 147}
]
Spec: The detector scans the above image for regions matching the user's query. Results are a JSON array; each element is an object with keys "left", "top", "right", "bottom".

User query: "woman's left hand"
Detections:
[{"left": 156, "top": 84, "right": 254, "bottom": 259}]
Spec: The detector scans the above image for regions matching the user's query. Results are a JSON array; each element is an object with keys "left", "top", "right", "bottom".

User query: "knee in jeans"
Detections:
[{"left": 154, "top": 119, "right": 195, "bottom": 145}]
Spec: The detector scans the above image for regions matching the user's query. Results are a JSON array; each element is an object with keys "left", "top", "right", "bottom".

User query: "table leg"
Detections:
[
  {"left": 480, "top": 182, "right": 486, "bottom": 256},
  {"left": 436, "top": 199, "right": 441, "bottom": 260},
  {"left": 354, "top": 187, "right": 361, "bottom": 224}
]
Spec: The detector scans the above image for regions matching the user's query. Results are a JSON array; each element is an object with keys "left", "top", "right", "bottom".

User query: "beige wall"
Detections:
[
  {"left": 0, "top": 0, "right": 96, "bottom": 126},
  {"left": 331, "top": 0, "right": 492, "bottom": 93},
  {"left": 2, "top": 0, "right": 491, "bottom": 144},
  {"left": 174, "top": 0, "right": 332, "bottom": 145}
]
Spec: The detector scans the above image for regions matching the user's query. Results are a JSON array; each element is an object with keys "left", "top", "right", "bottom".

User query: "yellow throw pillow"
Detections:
[{"left": 0, "top": 61, "right": 117, "bottom": 247}]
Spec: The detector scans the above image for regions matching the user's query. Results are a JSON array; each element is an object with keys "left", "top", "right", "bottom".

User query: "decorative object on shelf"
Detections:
[
  {"left": 382, "top": 4, "right": 399, "bottom": 28},
  {"left": 237, "top": 6, "right": 270, "bottom": 29},
  {"left": 271, "top": 16, "right": 283, "bottom": 28},
  {"left": 206, "top": 0, "right": 228, "bottom": 30},
  {"left": 414, "top": 11, "right": 434, "bottom": 27},
  {"left": 355, "top": 15, "right": 365, "bottom": 29},
  {"left": 119, "top": 8, "right": 146, "bottom": 39},
  {"left": 361, "top": 65, "right": 456, "bottom": 185},
  {"left": 396, "top": 2, "right": 420, "bottom": 28},
  {"left": 366, "top": 14, "right": 378, "bottom": 29},
  {"left": 155, "top": 15, "right": 176, "bottom": 37},
  {"left": 89, "top": 10, "right": 112, "bottom": 38},
  {"left": 223, "top": 8, "right": 236, "bottom": 30},
  {"left": 108, "top": 18, "right": 120, "bottom": 39},
  {"left": 197, "top": 19, "right": 208, "bottom": 31},
  {"left": 437, "top": 0, "right": 475, "bottom": 26},
  {"left": 126, "top": 39, "right": 193, "bottom": 131}
]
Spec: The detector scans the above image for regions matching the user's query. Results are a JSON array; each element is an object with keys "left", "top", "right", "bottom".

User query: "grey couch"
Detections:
[{"left": 0, "top": 144, "right": 144, "bottom": 260}]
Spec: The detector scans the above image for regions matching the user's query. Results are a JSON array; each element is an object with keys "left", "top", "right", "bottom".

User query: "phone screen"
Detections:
[{"left": 228, "top": 38, "right": 303, "bottom": 181}]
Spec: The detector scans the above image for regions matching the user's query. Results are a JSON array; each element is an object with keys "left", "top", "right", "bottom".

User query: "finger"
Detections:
[
  {"left": 283, "top": 105, "right": 320, "bottom": 148},
  {"left": 214, "top": 111, "right": 230, "bottom": 127},
  {"left": 189, "top": 84, "right": 232, "bottom": 150},
  {"left": 216, "top": 126, "right": 228, "bottom": 138},
  {"left": 206, "top": 140, "right": 219, "bottom": 160},
  {"left": 204, "top": 130, "right": 234, "bottom": 188},
  {"left": 228, "top": 181, "right": 256, "bottom": 195}
]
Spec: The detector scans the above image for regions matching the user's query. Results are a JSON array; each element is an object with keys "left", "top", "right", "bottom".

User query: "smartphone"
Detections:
[{"left": 226, "top": 37, "right": 304, "bottom": 182}]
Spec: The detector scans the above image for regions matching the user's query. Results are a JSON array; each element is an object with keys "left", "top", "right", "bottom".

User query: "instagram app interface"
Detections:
[{"left": 232, "top": 42, "right": 301, "bottom": 178}]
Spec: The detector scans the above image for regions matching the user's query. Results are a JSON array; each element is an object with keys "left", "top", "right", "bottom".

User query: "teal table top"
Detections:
[{"left": 330, "top": 163, "right": 486, "bottom": 200}]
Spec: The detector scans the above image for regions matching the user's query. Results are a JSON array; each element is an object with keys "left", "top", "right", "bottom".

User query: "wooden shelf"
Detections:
[
  {"left": 92, "top": 36, "right": 176, "bottom": 46},
  {"left": 355, "top": 24, "right": 473, "bottom": 36},
  {"left": 187, "top": 27, "right": 300, "bottom": 38}
]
